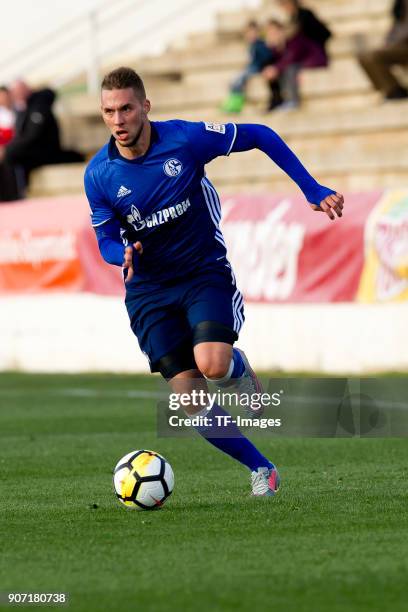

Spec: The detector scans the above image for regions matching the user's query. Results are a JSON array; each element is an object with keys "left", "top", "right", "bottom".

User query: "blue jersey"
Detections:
[{"left": 84, "top": 120, "right": 238, "bottom": 283}]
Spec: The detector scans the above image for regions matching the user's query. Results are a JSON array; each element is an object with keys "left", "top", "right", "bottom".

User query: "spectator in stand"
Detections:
[
  {"left": 0, "top": 86, "right": 18, "bottom": 201},
  {"left": 0, "top": 79, "right": 83, "bottom": 200},
  {"left": 357, "top": 0, "right": 408, "bottom": 100},
  {"left": 263, "top": 0, "right": 331, "bottom": 110},
  {"left": 221, "top": 20, "right": 279, "bottom": 113},
  {"left": 0, "top": 86, "right": 15, "bottom": 146},
  {"left": 263, "top": 20, "right": 286, "bottom": 110}
]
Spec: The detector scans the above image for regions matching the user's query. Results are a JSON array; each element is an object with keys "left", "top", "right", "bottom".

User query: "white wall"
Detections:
[
  {"left": 1, "top": 295, "right": 407, "bottom": 374},
  {"left": 0, "top": 0, "right": 261, "bottom": 85}
]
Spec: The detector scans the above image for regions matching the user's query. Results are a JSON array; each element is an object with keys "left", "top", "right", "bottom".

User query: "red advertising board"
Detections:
[
  {"left": 221, "top": 191, "right": 382, "bottom": 302},
  {"left": 0, "top": 196, "right": 122, "bottom": 295},
  {"left": 0, "top": 190, "right": 406, "bottom": 302}
]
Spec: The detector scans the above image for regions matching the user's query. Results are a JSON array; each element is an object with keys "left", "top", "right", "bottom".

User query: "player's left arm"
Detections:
[{"left": 231, "top": 124, "right": 344, "bottom": 220}]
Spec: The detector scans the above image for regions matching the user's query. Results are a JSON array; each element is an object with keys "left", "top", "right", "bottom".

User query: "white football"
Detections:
[{"left": 113, "top": 450, "right": 174, "bottom": 510}]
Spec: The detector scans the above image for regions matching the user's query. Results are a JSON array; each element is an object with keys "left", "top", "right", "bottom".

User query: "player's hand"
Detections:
[
  {"left": 310, "top": 192, "right": 344, "bottom": 220},
  {"left": 123, "top": 241, "right": 143, "bottom": 283}
]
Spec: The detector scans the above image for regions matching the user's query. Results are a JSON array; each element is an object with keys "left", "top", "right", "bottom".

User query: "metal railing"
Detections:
[
  {"left": 0, "top": 0, "right": 159, "bottom": 92},
  {"left": 0, "top": 0, "right": 257, "bottom": 93}
]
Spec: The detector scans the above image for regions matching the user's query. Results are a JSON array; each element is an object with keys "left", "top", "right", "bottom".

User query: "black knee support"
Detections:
[
  {"left": 192, "top": 320, "right": 237, "bottom": 346},
  {"left": 152, "top": 337, "right": 197, "bottom": 380}
]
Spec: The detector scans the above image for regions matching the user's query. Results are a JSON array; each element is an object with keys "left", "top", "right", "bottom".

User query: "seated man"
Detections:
[
  {"left": 0, "top": 85, "right": 18, "bottom": 201},
  {"left": 0, "top": 80, "right": 83, "bottom": 198},
  {"left": 0, "top": 86, "right": 15, "bottom": 146},
  {"left": 357, "top": 0, "right": 408, "bottom": 100}
]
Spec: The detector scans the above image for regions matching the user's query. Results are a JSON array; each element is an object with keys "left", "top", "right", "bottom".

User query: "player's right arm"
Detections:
[
  {"left": 84, "top": 165, "right": 123, "bottom": 265},
  {"left": 84, "top": 165, "right": 142, "bottom": 281},
  {"left": 95, "top": 220, "right": 143, "bottom": 281}
]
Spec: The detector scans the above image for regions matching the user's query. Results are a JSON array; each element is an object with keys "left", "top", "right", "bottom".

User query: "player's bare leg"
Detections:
[
  {"left": 168, "top": 369, "right": 207, "bottom": 415},
  {"left": 194, "top": 342, "right": 264, "bottom": 417},
  {"left": 168, "top": 364, "right": 279, "bottom": 497}
]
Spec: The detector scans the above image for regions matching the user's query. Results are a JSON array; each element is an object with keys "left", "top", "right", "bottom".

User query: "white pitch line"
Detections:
[
  {"left": 0, "top": 390, "right": 406, "bottom": 410},
  {"left": 0, "top": 388, "right": 168, "bottom": 400}
]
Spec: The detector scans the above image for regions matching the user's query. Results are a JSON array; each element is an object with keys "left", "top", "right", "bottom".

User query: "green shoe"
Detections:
[{"left": 221, "top": 92, "right": 245, "bottom": 113}]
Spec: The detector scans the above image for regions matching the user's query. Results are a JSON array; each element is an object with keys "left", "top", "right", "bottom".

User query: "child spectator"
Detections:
[
  {"left": 357, "top": 0, "right": 408, "bottom": 100},
  {"left": 263, "top": 20, "right": 286, "bottom": 110},
  {"left": 263, "top": 0, "right": 331, "bottom": 110},
  {"left": 222, "top": 20, "right": 278, "bottom": 113}
]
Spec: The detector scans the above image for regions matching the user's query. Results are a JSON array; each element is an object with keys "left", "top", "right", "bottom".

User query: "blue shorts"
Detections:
[{"left": 125, "top": 264, "right": 244, "bottom": 372}]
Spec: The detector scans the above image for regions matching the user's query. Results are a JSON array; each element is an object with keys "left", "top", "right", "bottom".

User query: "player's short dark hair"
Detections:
[
  {"left": 101, "top": 67, "right": 146, "bottom": 100},
  {"left": 0, "top": 85, "right": 9, "bottom": 94},
  {"left": 246, "top": 20, "right": 259, "bottom": 29}
]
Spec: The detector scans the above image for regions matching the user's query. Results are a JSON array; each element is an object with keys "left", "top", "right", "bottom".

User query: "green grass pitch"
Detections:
[{"left": 0, "top": 373, "right": 407, "bottom": 612}]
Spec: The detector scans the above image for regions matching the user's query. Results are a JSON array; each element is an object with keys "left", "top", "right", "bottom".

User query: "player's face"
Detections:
[{"left": 101, "top": 87, "right": 151, "bottom": 148}]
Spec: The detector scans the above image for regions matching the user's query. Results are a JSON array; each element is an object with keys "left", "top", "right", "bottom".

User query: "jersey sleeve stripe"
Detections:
[
  {"left": 91, "top": 217, "right": 114, "bottom": 228},
  {"left": 226, "top": 123, "right": 238, "bottom": 156}
]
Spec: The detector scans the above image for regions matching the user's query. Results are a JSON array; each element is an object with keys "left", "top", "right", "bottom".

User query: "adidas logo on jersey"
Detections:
[{"left": 117, "top": 185, "right": 132, "bottom": 198}]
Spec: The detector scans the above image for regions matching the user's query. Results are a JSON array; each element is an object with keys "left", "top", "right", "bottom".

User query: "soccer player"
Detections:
[{"left": 84, "top": 67, "right": 343, "bottom": 497}]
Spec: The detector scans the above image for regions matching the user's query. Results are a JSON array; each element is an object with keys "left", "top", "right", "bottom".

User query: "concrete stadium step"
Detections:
[
  {"left": 213, "top": 170, "right": 408, "bottom": 195},
  {"left": 28, "top": 159, "right": 408, "bottom": 199},
  {"left": 106, "top": 0, "right": 389, "bottom": 84},
  {"left": 249, "top": 57, "right": 372, "bottom": 101},
  {"left": 57, "top": 95, "right": 101, "bottom": 119},
  {"left": 64, "top": 57, "right": 371, "bottom": 116},
  {"left": 206, "top": 129, "right": 408, "bottom": 186},
  {"left": 215, "top": 170, "right": 408, "bottom": 195},
  {"left": 302, "top": 59, "right": 371, "bottom": 97},
  {"left": 57, "top": 86, "right": 378, "bottom": 148},
  {"left": 28, "top": 164, "right": 86, "bottom": 198},
  {"left": 170, "top": 34, "right": 384, "bottom": 83},
  {"left": 296, "top": 92, "right": 380, "bottom": 113},
  {"left": 138, "top": 27, "right": 386, "bottom": 83},
  {"left": 299, "top": 0, "right": 389, "bottom": 22},
  {"left": 31, "top": 98, "right": 408, "bottom": 198},
  {"left": 326, "top": 31, "right": 385, "bottom": 57},
  {"left": 32, "top": 0, "right": 403, "bottom": 200},
  {"left": 182, "top": 30, "right": 228, "bottom": 51},
  {"left": 58, "top": 96, "right": 408, "bottom": 155},
  {"left": 217, "top": 0, "right": 390, "bottom": 38},
  {"left": 58, "top": 117, "right": 107, "bottom": 154},
  {"left": 142, "top": 40, "right": 248, "bottom": 76},
  {"left": 175, "top": 56, "right": 372, "bottom": 101},
  {"left": 151, "top": 101, "right": 408, "bottom": 139},
  {"left": 103, "top": 55, "right": 182, "bottom": 81}
]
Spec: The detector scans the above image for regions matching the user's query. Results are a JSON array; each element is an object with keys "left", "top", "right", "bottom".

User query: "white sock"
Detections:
[
  {"left": 204, "top": 358, "right": 234, "bottom": 386},
  {"left": 187, "top": 405, "right": 212, "bottom": 418}
]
